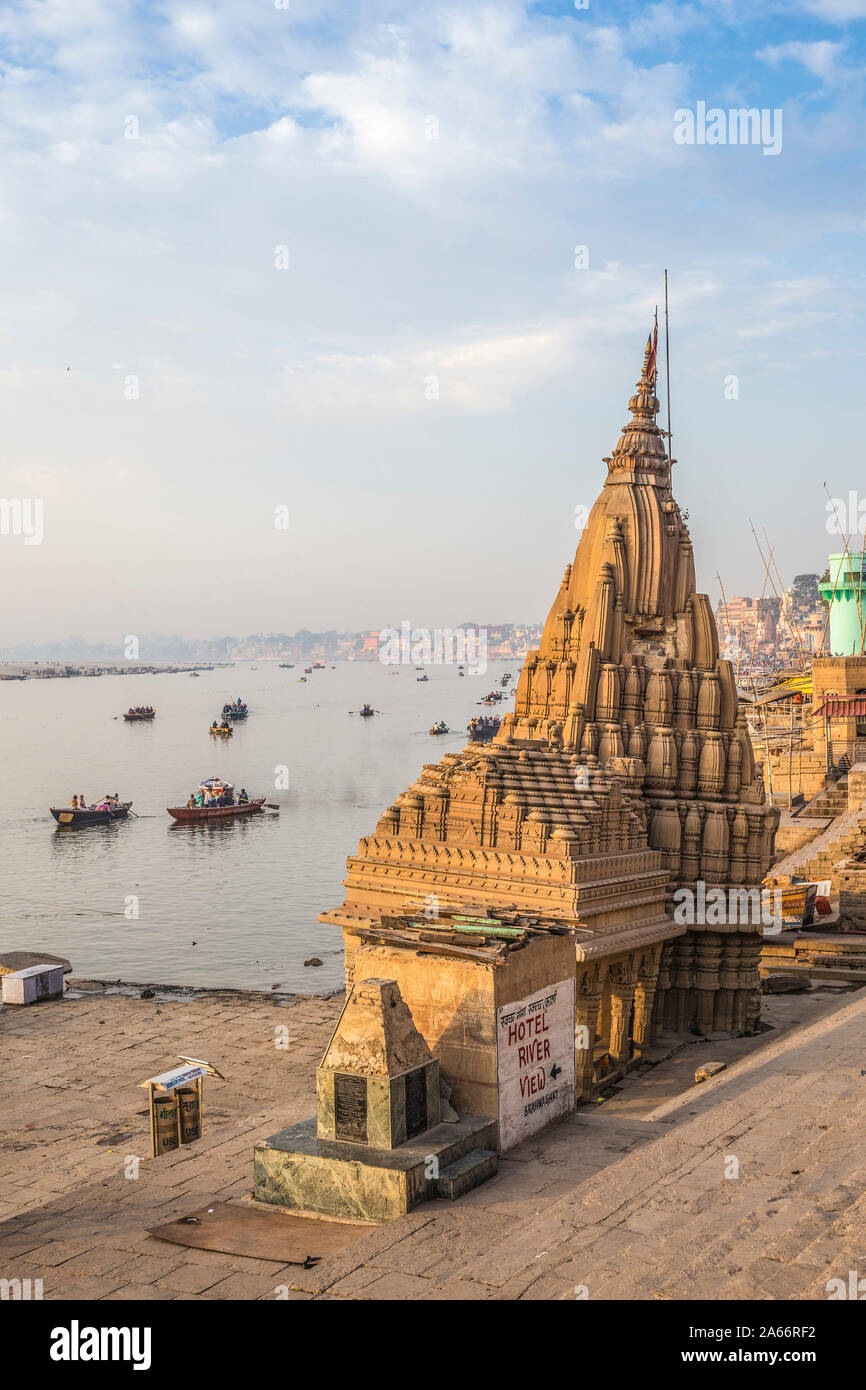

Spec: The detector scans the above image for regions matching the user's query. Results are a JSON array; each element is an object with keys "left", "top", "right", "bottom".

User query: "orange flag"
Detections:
[{"left": 646, "top": 316, "right": 658, "bottom": 382}]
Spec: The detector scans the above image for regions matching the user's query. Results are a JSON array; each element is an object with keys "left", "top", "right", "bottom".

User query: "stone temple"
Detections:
[{"left": 321, "top": 335, "right": 780, "bottom": 1135}]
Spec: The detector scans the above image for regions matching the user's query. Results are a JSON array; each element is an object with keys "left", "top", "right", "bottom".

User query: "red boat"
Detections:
[
  {"left": 167, "top": 778, "right": 265, "bottom": 822},
  {"left": 168, "top": 800, "right": 265, "bottom": 822}
]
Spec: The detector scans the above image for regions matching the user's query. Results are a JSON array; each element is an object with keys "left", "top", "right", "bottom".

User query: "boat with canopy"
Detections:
[{"left": 167, "top": 779, "right": 265, "bottom": 822}]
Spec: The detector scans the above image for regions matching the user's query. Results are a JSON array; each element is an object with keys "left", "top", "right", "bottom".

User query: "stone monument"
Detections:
[{"left": 254, "top": 978, "right": 498, "bottom": 1221}]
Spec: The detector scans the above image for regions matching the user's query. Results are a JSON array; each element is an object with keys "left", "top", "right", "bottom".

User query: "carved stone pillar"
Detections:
[
  {"left": 714, "top": 933, "right": 742, "bottom": 1033},
  {"left": 736, "top": 931, "right": 763, "bottom": 1035},
  {"left": 665, "top": 935, "right": 695, "bottom": 1033},
  {"left": 575, "top": 986, "right": 602, "bottom": 1103},
  {"left": 609, "top": 980, "right": 635, "bottom": 1065},
  {"left": 632, "top": 978, "right": 656, "bottom": 1048},
  {"left": 652, "top": 939, "right": 675, "bottom": 1034},
  {"left": 694, "top": 931, "right": 723, "bottom": 1036}
]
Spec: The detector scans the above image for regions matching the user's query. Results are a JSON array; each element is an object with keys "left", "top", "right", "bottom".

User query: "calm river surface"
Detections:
[{"left": 0, "top": 660, "right": 515, "bottom": 993}]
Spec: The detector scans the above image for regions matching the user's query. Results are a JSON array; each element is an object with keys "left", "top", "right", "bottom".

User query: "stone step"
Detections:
[{"left": 434, "top": 1148, "right": 498, "bottom": 1200}]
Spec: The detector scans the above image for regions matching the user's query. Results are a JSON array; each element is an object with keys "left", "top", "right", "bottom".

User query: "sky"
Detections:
[{"left": 1, "top": 0, "right": 865, "bottom": 649}]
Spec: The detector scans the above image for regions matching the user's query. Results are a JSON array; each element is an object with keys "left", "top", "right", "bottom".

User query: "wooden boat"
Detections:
[
  {"left": 359, "top": 704, "right": 375, "bottom": 718},
  {"left": 279, "top": 663, "right": 295, "bottom": 669},
  {"left": 429, "top": 722, "right": 450, "bottom": 735},
  {"left": 51, "top": 801, "right": 133, "bottom": 827},
  {"left": 123, "top": 710, "right": 155, "bottom": 721},
  {"left": 168, "top": 799, "right": 264, "bottom": 822},
  {"left": 223, "top": 703, "right": 248, "bottom": 720},
  {"left": 209, "top": 724, "right": 233, "bottom": 738},
  {"left": 167, "top": 779, "right": 264, "bottom": 822},
  {"left": 416, "top": 674, "right": 429, "bottom": 682},
  {"left": 467, "top": 717, "right": 500, "bottom": 743}
]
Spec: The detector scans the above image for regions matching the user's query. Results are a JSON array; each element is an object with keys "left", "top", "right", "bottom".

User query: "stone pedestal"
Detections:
[
  {"left": 253, "top": 977, "right": 497, "bottom": 1220},
  {"left": 255, "top": 1115, "right": 498, "bottom": 1223}
]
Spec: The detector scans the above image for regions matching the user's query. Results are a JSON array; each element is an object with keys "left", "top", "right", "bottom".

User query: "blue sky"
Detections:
[{"left": 1, "top": 0, "right": 865, "bottom": 645}]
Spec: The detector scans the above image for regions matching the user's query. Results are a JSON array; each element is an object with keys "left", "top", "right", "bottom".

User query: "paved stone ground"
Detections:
[{"left": 2, "top": 978, "right": 865, "bottom": 1301}]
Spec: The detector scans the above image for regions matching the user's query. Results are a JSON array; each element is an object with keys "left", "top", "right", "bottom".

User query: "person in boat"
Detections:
[
  {"left": 187, "top": 793, "right": 196, "bottom": 809},
  {"left": 238, "top": 787, "right": 248, "bottom": 805}
]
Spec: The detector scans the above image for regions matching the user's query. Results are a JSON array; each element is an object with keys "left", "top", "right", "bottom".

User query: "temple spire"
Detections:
[{"left": 605, "top": 331, "right": 668, "bottom": 477}]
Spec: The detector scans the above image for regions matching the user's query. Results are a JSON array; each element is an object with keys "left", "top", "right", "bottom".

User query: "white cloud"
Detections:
[
  {"left": 758, "top": 39, "right": 849, "bottom": 82},
  {"left": 798, "top": 0, "right": 866, "bottom": 20}
]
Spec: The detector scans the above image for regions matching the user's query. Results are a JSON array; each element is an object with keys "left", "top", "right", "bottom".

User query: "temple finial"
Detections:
[{"left": 605, "top": 321, "right": 667, "bottom": 474}]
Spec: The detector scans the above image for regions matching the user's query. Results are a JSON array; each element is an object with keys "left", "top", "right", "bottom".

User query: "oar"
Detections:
[{"left": 265, "top": 803, "right": 280, "bottom": 812}]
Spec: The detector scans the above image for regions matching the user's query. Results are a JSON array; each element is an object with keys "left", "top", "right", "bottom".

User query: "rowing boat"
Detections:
[
  {"left": 167, "top": 799, "right": 265, "bottom": 822},
  {"left": 51, "top": 802, "right": 133, "bottom": 827}
]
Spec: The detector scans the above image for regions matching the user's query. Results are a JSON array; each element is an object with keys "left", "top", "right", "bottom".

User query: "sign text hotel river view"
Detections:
[{"left": 496, "top": 980, "right": 576, "bottom": 1150}]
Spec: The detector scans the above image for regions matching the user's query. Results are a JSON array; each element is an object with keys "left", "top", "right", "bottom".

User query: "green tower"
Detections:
[{"left": 818, "top": 553, "right": 866, "bottom": 655}]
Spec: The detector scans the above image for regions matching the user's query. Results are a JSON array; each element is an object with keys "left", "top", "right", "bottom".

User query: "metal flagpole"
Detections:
[{"left": 664, "top": 269, "right": 673, "bottom": 470}]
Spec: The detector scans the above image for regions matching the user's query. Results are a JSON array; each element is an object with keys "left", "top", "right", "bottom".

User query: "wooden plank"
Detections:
[{"left": 149, "top": 1202, "right": 375, "bottom": 1264}]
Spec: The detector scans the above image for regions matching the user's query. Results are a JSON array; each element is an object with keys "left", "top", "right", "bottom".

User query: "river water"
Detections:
[{"left": 0, "top": 659, "right": 515, "bottom": 993}]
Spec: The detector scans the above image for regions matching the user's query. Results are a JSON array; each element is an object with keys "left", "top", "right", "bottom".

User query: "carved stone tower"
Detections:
[{"left": 322, "top": 333, "right": 779, "bottom": 1105}]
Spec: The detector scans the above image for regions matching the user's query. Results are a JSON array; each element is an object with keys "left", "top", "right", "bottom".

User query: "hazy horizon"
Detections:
[{"left": 2, "top": 0, "right": 864, "bottom": 645}]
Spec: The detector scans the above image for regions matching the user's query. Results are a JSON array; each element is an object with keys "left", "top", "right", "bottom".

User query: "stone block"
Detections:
[
  {"left": 253, "top": 1115, "right": 497, "bottom": 1222},
  {"left": 761, "top": 972, "right": 812, "bottom": 993},
  {"left": 694, "top": 1061, "right": 727, "bottom": 1084}
]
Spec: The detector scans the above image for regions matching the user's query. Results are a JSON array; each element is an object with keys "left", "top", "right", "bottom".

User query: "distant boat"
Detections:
[
  {"left": 122, "top": 708, "right": 155, "bottom": 721},
  {"left": 279, "top": 664, "right": 295, "bottom": 669},
  {"left": 189, "top": 672, "right": 200, "bottom": 678},
  {"left": 51, "top": 801, "right": 133, "bottom": 827},
  {"left": 209, "top": 723, "right": 233, "bottom": 738},
  {"left": 299, "top": 676, "right": 307, "bottom": 682},
  {"left": 417, "top": 674, "right": 429, "bottom": 683},
  {"left": 359, "top": 703, "right": 375, "bottom": 718},
  {"left": 429, "top": 721, "right": 449, "bottom": 735},
  {"left": 312, "top": 662, "right": 326, "bottom": 669}
]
